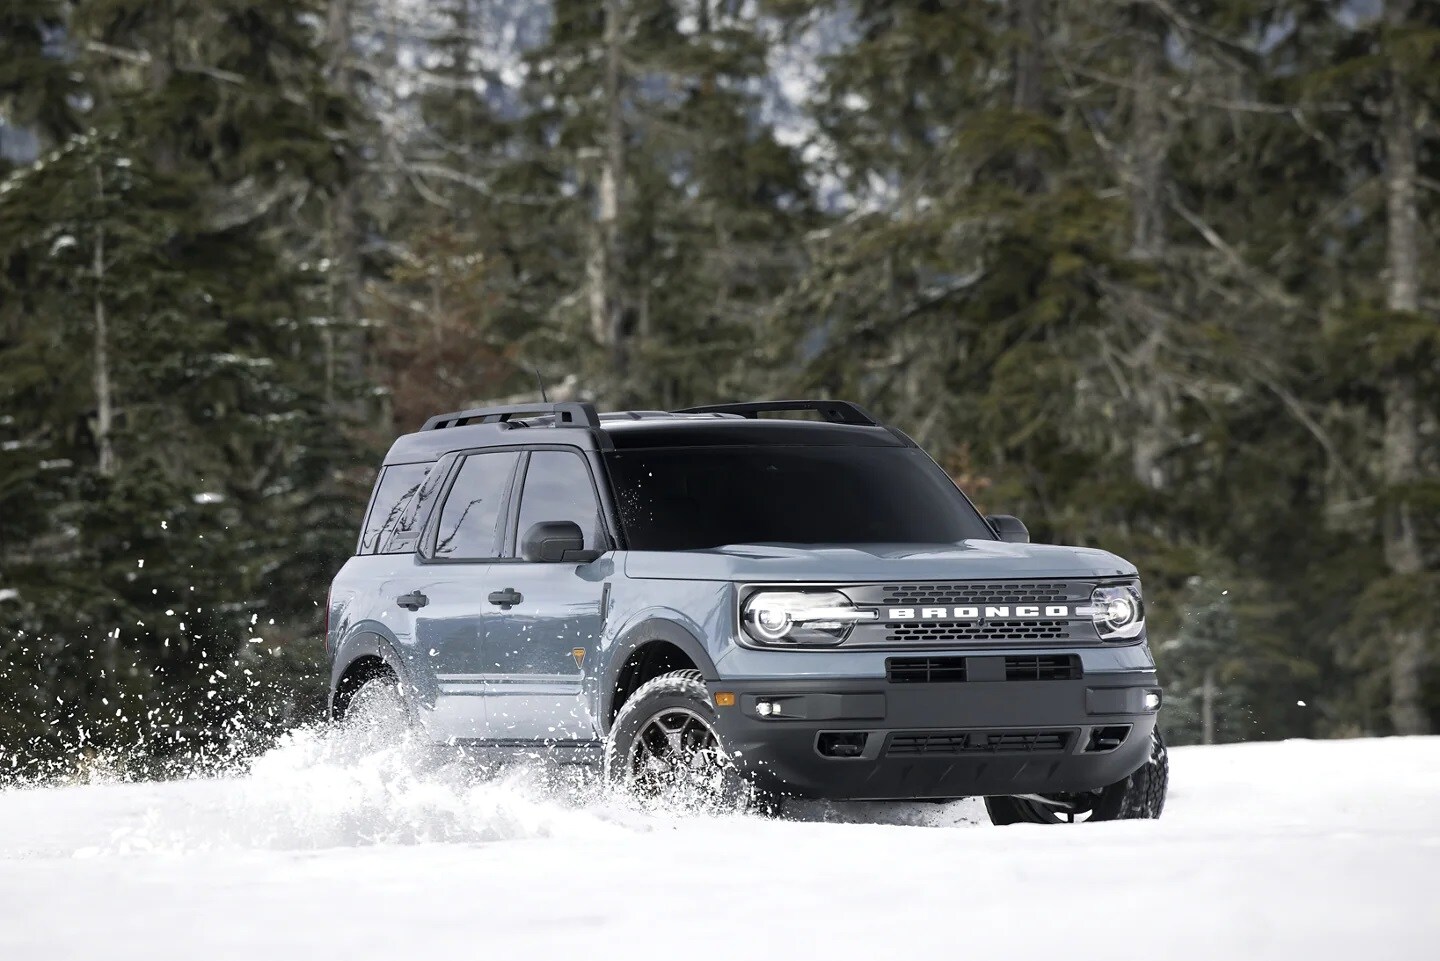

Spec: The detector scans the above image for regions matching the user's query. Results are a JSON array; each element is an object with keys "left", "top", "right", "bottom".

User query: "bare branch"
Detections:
[
  {"left": 85, "top": 41, "right": 245, "bottom": 85},
  {"left": 1167, "top": 193, "right": 1303, "bottom": 312}
]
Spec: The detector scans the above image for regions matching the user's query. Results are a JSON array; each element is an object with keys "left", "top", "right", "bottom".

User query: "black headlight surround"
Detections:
[
  {"left": 1090, "top": 580, "right": 1145, "bottom": 641},
  {"left": 736, "top": 586, "right": 875, "bottom": 649}
]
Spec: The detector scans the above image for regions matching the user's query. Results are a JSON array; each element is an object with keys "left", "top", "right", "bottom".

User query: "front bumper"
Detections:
[{"left": 708, "top": 670, "right": 1160, "bottom": 801}]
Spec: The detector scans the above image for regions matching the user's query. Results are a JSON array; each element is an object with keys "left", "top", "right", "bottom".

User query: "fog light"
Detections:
[
  {"left": 1144, "top": 692, "right": 1161, "bottom": 711},
  {"left": 756, "top": 700, "right": 781, "bottom": 717}
]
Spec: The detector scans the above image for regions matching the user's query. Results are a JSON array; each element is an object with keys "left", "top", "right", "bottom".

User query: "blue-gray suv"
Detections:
[{"left": 326, "top": 400, "right": 1167, "bottom": 824}]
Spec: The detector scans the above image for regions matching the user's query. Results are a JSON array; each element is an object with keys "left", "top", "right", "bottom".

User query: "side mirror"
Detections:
[
  {"left": 521, "top": 521, "right": 602, "bottom": 563},
  {"left": 985, "top": 514, "right": 1029, "bottom": 544}
]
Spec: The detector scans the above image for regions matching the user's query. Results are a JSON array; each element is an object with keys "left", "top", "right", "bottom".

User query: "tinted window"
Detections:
[
  {"left": 359, "top": 463, "right": 432, "bottom": 554},
  {"left": 516, "top": 450, "right": 604, "bottom": 550},
  {"left": 603, "top": 446, "right": 993, "bottom": 550},
  {"left": 435, "top": 452, "right": 520, "bottom": 559}
]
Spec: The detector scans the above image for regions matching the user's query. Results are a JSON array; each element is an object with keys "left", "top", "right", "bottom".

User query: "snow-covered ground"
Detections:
[{"left": 1, "top": 734, "right": 1437, "bottom": 960}]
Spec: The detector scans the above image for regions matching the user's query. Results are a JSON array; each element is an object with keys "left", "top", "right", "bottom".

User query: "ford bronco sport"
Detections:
[{"left": 326, "top": 399, "right": 1167, "bottom": 824}]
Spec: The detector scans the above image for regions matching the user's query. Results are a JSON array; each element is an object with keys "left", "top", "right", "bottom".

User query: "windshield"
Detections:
[{"left": 603, "top": 445, "right": 994, "bottom": 551}]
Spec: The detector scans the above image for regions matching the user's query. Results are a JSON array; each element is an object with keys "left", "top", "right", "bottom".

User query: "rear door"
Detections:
[
  {"left": 480, "top": 448, "right": 611, "bottom": 743},
  {"left": 403, "top": 449, "right": 521, "bottom": 740}
]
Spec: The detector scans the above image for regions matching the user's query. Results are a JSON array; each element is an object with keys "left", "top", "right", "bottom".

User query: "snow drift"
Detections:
[{"left": 0, "top": 733, "right": 1437, "bottom": 960}]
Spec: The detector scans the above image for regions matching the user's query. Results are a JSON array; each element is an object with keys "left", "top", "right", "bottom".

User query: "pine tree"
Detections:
[
  {"left": 502, "top": 0, "right": 813, "bottom": 407},
  {"left": 1260, "top": 0, "right": 1440, "bottom": 734},
  {"left": 0, "top": 0, "right": 362, "bottom": 772}
]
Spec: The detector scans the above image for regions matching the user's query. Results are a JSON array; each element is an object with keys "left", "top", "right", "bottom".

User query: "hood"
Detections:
[{"left": 622, "top": 541, "right": 1137, "bottom": 582}]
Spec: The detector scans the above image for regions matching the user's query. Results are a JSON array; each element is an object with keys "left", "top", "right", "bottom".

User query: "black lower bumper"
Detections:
[{"left": 708, "top": 672, "right": 1161, "bottom": 801}]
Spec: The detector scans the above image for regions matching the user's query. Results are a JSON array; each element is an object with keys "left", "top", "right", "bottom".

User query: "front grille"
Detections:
[
  {"left": 887, "top": 729, "right": 1074, "bottom": 757},
  {"left": 886, "top": 620, "right": 1069, "bottom": 643},
  {"left": 887, "top": 656, "right": 967, "bottom": 683},
  {"left": 1005, "top": 654, "right": 1081, "bottom": 681},
  {"left": 879, "top": 581, "right": 1085, "bottom": 606}
]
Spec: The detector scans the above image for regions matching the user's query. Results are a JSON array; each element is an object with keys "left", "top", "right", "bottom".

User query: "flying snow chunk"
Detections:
[{"left": 193, "top": 492, "right": 225, "bottom": 505}]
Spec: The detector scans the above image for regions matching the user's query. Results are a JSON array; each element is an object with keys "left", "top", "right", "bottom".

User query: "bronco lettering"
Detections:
[{"left": 882, "top": 604, "right": 1074, "bottom": 620}]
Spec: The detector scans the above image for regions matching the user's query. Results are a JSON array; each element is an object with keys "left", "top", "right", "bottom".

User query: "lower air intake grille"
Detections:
[
  {"left": 887, "top": 729, "right": 1074, "bottom": 757},
  {"left": 887, "top": 655, "right": 1083, "bottom": 683},
  {"left": 887, "top": 657, "right": 967, "bottom": 683},
  {"left": 1005, "top": 654, "right": 1082, "bottom": 681}
]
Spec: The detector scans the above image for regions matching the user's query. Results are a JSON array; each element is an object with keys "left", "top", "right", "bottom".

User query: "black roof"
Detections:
[
  {"left": 383, "top": 400, "right": 910, "bottom": 465},
  {"left": 604, "top": 418, "right": 905, "bottom": 451}
]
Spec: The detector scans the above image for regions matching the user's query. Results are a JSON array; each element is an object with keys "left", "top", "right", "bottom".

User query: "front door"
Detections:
[
  {"left": 410, "top": 449, "right": 521, "bottom": 741},
  {"left": 481, "top": 449, "right": 610, "bottom": 743}
]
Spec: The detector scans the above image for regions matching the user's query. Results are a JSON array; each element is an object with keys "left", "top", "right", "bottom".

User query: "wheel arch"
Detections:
[
  {"left": 329, "top": 631, "right": 408, "bottom": 720},
  {"left": 600, "top": 618, "right": 718, "bottom": 731}
]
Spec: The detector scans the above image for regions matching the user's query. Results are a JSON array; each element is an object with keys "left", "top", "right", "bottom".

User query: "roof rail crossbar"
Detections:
[
  {"left": 675, "top": 399, "right": 881, "bottom": 427},
  {"left": 422, "top": 401, "right": 601, "bottom": 431}
]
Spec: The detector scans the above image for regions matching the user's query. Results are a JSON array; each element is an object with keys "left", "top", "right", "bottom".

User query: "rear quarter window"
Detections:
[{"left": 358, "top": 462, "right": 433, "bottom": 554}]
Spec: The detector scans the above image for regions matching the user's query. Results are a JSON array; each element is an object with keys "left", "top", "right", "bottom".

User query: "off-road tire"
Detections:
[
  {"left": 604, "top": 669, "right": 755, "bottom": 812},
  {"left": 984, "top": 727, "right": 1168, "bottom": 825},
  {"left": 339, "top": 673, "right": 418, "bottom": 745},
  {"left": 1117, "top": 725, "right": 1168, "bottom": 819}
]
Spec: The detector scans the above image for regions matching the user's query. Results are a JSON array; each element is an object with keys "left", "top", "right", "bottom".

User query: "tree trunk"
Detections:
[
  {"left": 1127, "top": 7, "right": 1168, "bottom": 491},
  {"left": 1129, "top": 9, "right": 1166, "bottom": 261},
  {"left": 93, "top": 166, "right": 114, "bottom": 478},
  {"left": 1012, "top": 0, "right": 1043, "bottom": 115},
  {"left": 1201, "top": 667, "right": 1216, "bottom": 745},
  {"left": 1011, "top": 0, "right": 1045, "bottom": 192},
  {"left": 592, "top": 0, "right": 628, "bottom": 395},
  {"left": 326, "top": 0, "right": 363, "bottom": 408},
  {"left": 1380, "top": 4, "right": 1429, "bottom": 735}
]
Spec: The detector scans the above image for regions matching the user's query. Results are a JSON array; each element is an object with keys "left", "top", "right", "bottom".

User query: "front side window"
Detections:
[
  {"left": 360, "top": 462, "right": 432, "bottom": 554},
  {"left": 435, "top": 451, "right": 521, "bottom": 559},
  {"left": 515, "top": 450, "right": 604, "bottom": 550},
  {"left": 603, "top": 446, "right": 993, "bottom": 551}
]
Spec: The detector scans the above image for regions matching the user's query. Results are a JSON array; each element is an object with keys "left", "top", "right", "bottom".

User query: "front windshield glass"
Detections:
[{"left": 603, "top": 445, "right": 994, "bottom": 551}]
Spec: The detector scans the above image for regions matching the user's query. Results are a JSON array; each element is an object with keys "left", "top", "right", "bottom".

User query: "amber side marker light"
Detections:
[{"left": 714, "top": 692, "right": 736, "bottom": 707}]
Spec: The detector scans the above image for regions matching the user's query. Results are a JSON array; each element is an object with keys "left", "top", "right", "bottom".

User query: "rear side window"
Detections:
[
  {"left": 435, "top": 451, "right": 521, "bottom": 560},
  {"left": 515, "top": 450, "right": 605, "bottom": 550},
  {"left": 359, "top": 463, "right": 432, "bottom": 554}
]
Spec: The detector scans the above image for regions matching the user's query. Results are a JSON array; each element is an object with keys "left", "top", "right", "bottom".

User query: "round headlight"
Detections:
[
  {"left": 749, "top": 604, "right": 793, "bottom": 641},
  {"left": 1091, "top": 584, "right": 1144, "bottom": 639}
]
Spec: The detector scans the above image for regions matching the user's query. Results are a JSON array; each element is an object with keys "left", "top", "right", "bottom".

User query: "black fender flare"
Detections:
[
  {"left": 329, "top": 630, "right": 409, "bottom": 714},
  {"left": 596, "top": 618, "right": 719, "bottom": 732}
]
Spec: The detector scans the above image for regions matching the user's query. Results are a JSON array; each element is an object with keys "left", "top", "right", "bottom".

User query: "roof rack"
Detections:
[
  {"left": 674, "top": 399, "right": 881, "bottom": 426},
  {"left": 421, "top": 401, "right": 601, "bottom": 431}
]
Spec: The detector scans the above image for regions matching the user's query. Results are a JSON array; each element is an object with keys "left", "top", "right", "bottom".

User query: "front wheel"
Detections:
[
  {"left": 985, "top": 727, "right": 1169, "bottom": 825},
  {"left": 604, "top": 670, "right": 754, "bottom": 813}
]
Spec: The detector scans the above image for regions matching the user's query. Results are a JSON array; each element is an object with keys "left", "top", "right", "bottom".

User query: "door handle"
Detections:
[
  {"left": 488, "top": 588, "right": 523, "bottom": 610},
  {"left": 396, "top": 591, "right": 429, "bottom": 611}
]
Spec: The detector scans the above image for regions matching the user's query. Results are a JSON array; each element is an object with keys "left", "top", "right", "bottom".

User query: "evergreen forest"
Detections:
[{"left": 1, "top": 0, "right": 1438, "bottom": 777}]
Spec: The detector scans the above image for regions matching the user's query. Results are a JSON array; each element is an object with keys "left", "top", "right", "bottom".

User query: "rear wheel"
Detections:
[
  {"left": 985, "top": 727, "right": 1168, "bottom": 825},
  {"left": 339, "top": 673, "right": 417, "bottom": 749},
  {"left": 604, "top": 670, "right": 754, "bottom": 813}
]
